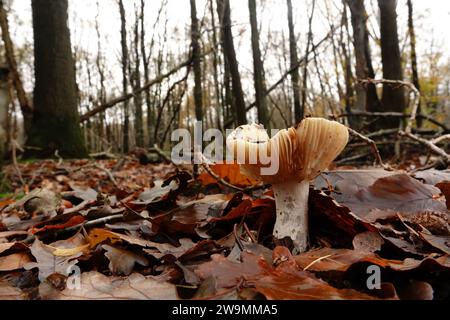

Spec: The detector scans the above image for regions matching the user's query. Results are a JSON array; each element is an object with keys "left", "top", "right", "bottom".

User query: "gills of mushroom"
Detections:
[{"left": 227, "top": 118, "right": 349, "bottom": 254}]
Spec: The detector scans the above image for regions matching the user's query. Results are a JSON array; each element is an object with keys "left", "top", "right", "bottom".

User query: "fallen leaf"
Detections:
[
  {"left": 102, "top": 245, "right": 149, "bottom": 275},
  {"left": 39, "top": 271, "right": 178, "bottom": 300},
  {"left": 352, "top": 231, "right": 384, "bottom": 253},
  {"left": 25, "top": 239, "right": 82, "bottom": 281},
  {"left": 396, "top": 280, "right": 434, "bottom": 300},
  {"left": 333, "top": 174, "right": 448, "bottom": 222},
  {"left": 315, "top": 169, "right": 397, "bottom": 191},
  {"left": 436, "top": 181, "right": 450, "bottom": 210},
  {"left": 413, "top": 169, "right": 450, "bottom": 185},
  {"left": 0, "top": 281, "right": 24, "bottom": 300},
  {"left": 195, "top": 249, "right": 376, "bottom": 300},
  {"left": 198, "top": 163, "right": 260, "bottom": 187},
  {"left": 0, "top": 253, "right": 33, "bottom": 271}
]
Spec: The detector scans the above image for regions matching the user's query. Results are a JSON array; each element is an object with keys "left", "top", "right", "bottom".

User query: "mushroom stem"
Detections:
[{"left": 272, "top": 180, "right": 310, "bottom": 254}]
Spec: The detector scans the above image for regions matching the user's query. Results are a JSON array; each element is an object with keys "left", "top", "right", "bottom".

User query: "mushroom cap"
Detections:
[{"left": 226, "top": 118, "right": 349, "bottom": 184}]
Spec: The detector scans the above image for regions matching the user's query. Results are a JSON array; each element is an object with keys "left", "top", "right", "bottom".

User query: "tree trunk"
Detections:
[
  {"left": 209, "top": 0, "right": 222, "bottom": 130},
  {"left": 0, "top": 0, "right": 33, "bottom": 134},
  {"left": 407, "top": 0, "right": 421, "bottom": 127},
  {"left": 378, "top": 0, "right": 406, "bottom": 128},
  {"left": 346, "top": 0, "right": 379, "bottom": 113},
  {"left": 26, "top": 0, "right": 87, "bottom": 158},
  {"left": 286, "top": 0, "right": 301, "bottom": 125},
  {"left": 133, "top": 5, "right": 144, "bottom": 147},
  {"left": 190, "top": 0, "right": 204, "bottom": 125},
  {"left": 248, "top": 0, "right": 268, "bottom": 128},
  {"left": 217, "top": 0, "right": 247, "bottom": 126},
  {"left": 300, "top": 0, "right": 316, "bottom": 119},
  {"left": 119, "top": 0, "right": 129, "bottom": 153}
]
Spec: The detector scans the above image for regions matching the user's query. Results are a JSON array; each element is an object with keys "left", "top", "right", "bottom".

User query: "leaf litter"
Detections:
[{"left": 1, "top": 159, "right": 450, "bottom": 300}]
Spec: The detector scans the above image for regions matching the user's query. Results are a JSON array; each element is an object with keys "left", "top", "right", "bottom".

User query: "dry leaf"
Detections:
[{"left": 39, "top": 271, "right": 178, "bottom": 300}]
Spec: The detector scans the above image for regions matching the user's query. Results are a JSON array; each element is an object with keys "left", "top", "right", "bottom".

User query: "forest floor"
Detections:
[{"left": 0, "top": 157, "right": 450, "bottom": 300}]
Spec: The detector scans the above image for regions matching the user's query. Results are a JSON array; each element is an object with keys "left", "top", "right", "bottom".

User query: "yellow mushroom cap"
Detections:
[{"left": 226, "top": 118, "right": 349, "bottom": 184}]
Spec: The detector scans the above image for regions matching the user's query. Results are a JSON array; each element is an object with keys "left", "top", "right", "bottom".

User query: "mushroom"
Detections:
[{"left": 226, "top": 118, "right": 349, "bottom": 253}]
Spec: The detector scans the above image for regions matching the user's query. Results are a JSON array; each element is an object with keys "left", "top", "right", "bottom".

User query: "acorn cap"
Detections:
[{"left": 226, "top": 118, "right": 349, "bottom": 184}]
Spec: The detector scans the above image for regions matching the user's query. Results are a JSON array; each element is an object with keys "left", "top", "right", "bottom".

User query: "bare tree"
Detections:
[
  {"left": 133, "top": 4, "right": 144, "bottom": 147},
  {"left": 248, "top": 0, "right": 268, "bottom": 128},
  {"left": 190, "top": 0, "right": 204, "bottom": 124},
  {"left": 300, "top": 0, "right": 316, "bottom": 119},
  {"left": 407, "top": 0, "right": 421, "bottom": 127},
  {"left": 217, "top": 0, "right": 247, "bottom": 125},
  {"left": 346, "top": 0, "right": 380, "bottom": 124},
  {"left": 378, "top": 0, "right": 406, "bottom": 128},
  {"left": 286, "top": 0, "right": 301, "bottom": 124},
  {"left": 27, "top": 0, "right": 87, "bottom": 158},
  {"left": 118, "top": 0, "right": 129, "bottom": 153},
  {"left": 0, "top": 0, "right": 33, "bottom": 133}
]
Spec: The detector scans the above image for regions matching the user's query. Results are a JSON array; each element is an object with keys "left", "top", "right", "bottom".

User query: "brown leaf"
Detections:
[
  {"left": 195, "top": 250, "right": 376, "bottom": 300},
  {"left": 39, "top": 271, "right": 178, "bottom": 300},
  {"left": 0, "top": 253, "right": 33, "bottom": 271},
  {"left": 198, "top": 163, "right": 260, "bottom": 187},
  {"left": 315, "top": 169, "right": 396, "bottom": 191},
  {"left": 0, "top": 281, "right": 24, "bottom": 300},
  {"left": 333, "top": 174, "right": 447, "bottom": 222},
  {"left": 418, "top": 232, "right": 450, "bottom": 255},
  {"left": 413, "top": 169, "right": 450, "bottom": 185},
  {"left": 25, "top": 239, "right": 82, "bottom": 281},
  {"left": 436, "top": 181, "right": 450, "bottom": 210},
  {"left": 102, "top": 245, "right": 149, "bottom": 275},
  {"left": 294, "top": 247, "right": 450, "bottom": 273},
  {"left": 352, "top": 232, "right": 384, "bottom": 253},
  {"left": 0, "top": 242, "right": 28, "bottom": 255},
  {"left": 396, "top": 280, "right": 434, "bottom": 300}
]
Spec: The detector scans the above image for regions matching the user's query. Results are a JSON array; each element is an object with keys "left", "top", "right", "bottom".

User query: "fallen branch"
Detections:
[
  {"left": 399, "top": 131, "right": 450, "bottom": 164},
  {"left": 359, "top": 78, "right": 420, "bottom": 133},
  {"left": 432, "top": 134, "right": 450, "bottom": 145},
  {"left": 336, "top": 112, "right": 449, "bottom": 132},
  {"left": 93, "top": 164, "right": 119, "bottom": 188},
  {"left": 80, "top": 56, "right": 194, "bottom": 122}
]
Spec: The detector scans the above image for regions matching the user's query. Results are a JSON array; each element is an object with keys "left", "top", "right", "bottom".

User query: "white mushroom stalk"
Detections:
[{"left": 227, "top": 118, "right": 349, "bottom": 254}]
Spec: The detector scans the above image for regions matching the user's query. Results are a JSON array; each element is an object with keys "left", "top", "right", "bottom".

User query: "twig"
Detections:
[
  {"left": 243, "top": 223, "right": 257, "bottom": 243},
  {"left": 347, "top": 128, "right": 391, "bottom": 170},
  {"left": 200, "top": 157, "right": 245, "bottom": 192},
  {"left": 93, "top": 164, "right": 119, "bottom": 188},
  {"left": 303, "top": 254, "right": 333, "bottom": 271},
  {"left": 54, "top": 149, "right": 63, "bottom": 165},
  {"left": 399, "top": 130, "right": 450, "bottom": 164}
]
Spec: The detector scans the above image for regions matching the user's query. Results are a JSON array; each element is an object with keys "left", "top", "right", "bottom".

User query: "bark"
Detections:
[
  {"left": 0, "top": 0, "right": 33, "bottom": 134},
  {"left": 119, "top": 0, "right": 129, "bottom": 153},
  {"left": 346, "top": 0, "right": 379, "bottom": 117},
  {"left": 300, "top": 0, "right": 316, "bottom": 119},
  {"left": 378, "top": 0, "right": 406, "bottom": 128},
  {"left": 190, "top": 0, "right": 204, "bottom": 124},
  {"left": 26, "top": 0, "right": 87, "bottom": 158},
  {"left": 407, "top": 0, "right": 421, "bottom": 127},
  {"left": 209, "top": 0, "right": 222, "bottom": 130},
  {"left": 217, "top": 0, "right": 247, "bottom": 125},
  {"left": 133, "top": 5, "right": 144, "bottom": 147},
  {"left": 286, "top": 0, "right": 302, "bottom": 124},
  {"left": 248, "top": 0, "right": 268, "bottom": 128}
]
